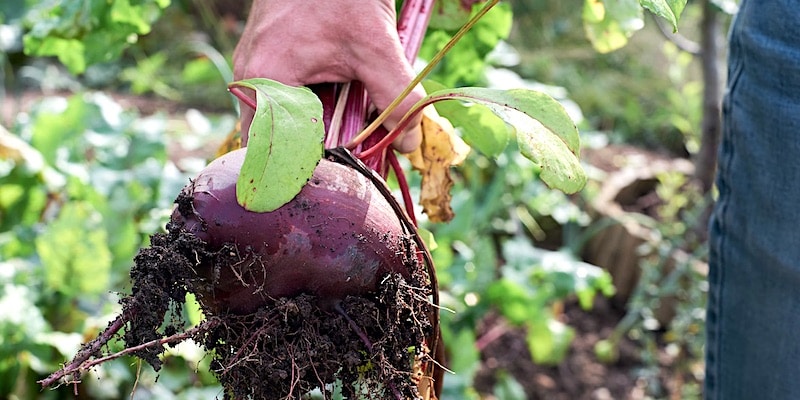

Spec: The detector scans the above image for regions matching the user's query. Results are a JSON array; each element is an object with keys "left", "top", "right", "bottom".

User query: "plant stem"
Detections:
[
  {"left": 387, "top": 150, "right": 416, "bottom": 226},
  {"left": 398, "top": 0, "right": 435, "bottom": 62},
  {"left": 346, "top": 0, "right": 500, "bottom": 151},
  {"left": 337, "top": 81, "right": 369, "bottom": 148},
  {"left": 228, "top": 85, "right": 257, "bottom": 111}
]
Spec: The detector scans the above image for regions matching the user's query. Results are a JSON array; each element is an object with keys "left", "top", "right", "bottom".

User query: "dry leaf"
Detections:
[
  {"left": 412, "top": 342, "right": 439, "bottom": 400},
  {"left": 407, "top": 106, "right": 470, "bottom": 223},
  {"left": 0, "top": 125, "right": 44, "bottom": 169},
  {"left": 215, "top": 121, "right": 243, "bottom": 158}
]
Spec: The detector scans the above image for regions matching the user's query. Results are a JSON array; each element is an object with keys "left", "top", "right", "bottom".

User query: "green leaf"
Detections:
[
  {"left": 582, "top": 0, "right": 644, "bottom": 53},
  {"left": 424, "top": 80, "right": 511, "bottom": 156},
  {"left": 526, "top": 318, "right": 575, "bottom": 365},
  {"left": 34, "top": 201, "right": 112, "bottom": 297},
  {"left": 184, "top": 293, "right": 205, "bottom": 326},
  {"left": 424, "top": 87, "right": 586, "bottom": 194},
  {"left": 492, "top": 371, "right": 527, "bottom": 400},
  {"left": 231, "top": 78, "right": 324, "bottom": 212},
  {"left": 486, "top": 279, "right": 539, "bottom": 325},
  {"left": 417, "top": 226, "right": 439, "bottom": 251},
  {"left": 640, "top": 0, "right": 687, "bottom": 31},
  {"left": 30, "top": 96, "right": 91, "bottom": 165}
]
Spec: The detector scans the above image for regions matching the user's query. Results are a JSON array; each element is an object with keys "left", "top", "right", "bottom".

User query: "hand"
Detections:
[{"left": 233, "top": 0, "right": 424, "bottom": 153}]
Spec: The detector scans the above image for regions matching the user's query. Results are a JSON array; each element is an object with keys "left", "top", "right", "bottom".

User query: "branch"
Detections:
[{"left": 650, "top": 13, "right": 702, "bottom": 55}]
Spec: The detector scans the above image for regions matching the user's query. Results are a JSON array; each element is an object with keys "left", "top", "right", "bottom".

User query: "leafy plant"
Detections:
[
  {"left": 22, "top": 0, "right": 170, "bottom": 74},
  {"left": 0, "top": 93, "right": 221, "bottom": 398},
  {"left": 583, "top": 0, "right": 687, "bottom": 53}
]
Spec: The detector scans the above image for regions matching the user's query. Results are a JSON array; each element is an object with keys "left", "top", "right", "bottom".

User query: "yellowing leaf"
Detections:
[
  {"left": 407, "top": 107, "right": 470, "bottom": 223},
  {"left": 215, "top": 121, "right": 242, "bottom": 158}
]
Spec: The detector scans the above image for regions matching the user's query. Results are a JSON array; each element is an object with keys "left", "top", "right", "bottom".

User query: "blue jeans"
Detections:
[{"left": 706, "top": 0, "right": 800, "bottom": 399}]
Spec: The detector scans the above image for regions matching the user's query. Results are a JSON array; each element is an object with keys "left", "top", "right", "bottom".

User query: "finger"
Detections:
[{"left": 354, "top": 48, "right": 425, "bottom": 153}]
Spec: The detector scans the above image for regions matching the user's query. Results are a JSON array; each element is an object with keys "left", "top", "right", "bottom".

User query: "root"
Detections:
[{"left": 39, "top": 316, "right": 219, "bottom": 389}]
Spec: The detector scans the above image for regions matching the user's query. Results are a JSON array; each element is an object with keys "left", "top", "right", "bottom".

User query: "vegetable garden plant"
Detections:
[{"left": 18, "top": 0, "right": 687, "bottom": 399}]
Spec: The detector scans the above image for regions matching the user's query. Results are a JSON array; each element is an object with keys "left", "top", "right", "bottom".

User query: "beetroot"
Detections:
[{"left": 171, "top": 147, "right": 416, "bottom": 314}]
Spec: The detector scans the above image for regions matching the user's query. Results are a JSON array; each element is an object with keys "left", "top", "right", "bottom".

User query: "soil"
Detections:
[{"left": 473, "top": 299, "right": 645, "bottom": 400}]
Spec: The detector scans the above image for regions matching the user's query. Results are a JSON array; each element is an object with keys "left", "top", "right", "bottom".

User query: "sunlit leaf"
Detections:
[
  {"left": 22, "top": 0, "right": 169, "bottom": 74},
  {"left": 423, "top": 87, "right": 586, "bottom": 194},
  {"left": 486, "top": 279, "right": 537, "bottom": 325},
  {"left": 582, "top": 0, "right": 644, "bottom": 53},
  {"left": 640, "top": 0, "right": 688, "bottom": 31},
  {"left": 230, "top": 78, "right": 324, "bottom": 212},
  {"left": 424, "top": 80, "right": 511, "bottom": 157}
]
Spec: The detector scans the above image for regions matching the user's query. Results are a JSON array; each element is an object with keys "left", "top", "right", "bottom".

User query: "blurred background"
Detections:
[{"left": 1, "top": 0, "right": 737, "bottom": 399}]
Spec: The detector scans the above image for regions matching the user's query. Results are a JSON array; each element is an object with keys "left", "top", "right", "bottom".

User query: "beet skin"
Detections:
[{"left": 170, "top": 148, "right": 416, "bottom": 314}]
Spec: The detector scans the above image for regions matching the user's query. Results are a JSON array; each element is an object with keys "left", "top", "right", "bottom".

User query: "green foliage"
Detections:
[
  {"left": 424, "top": 144, "right": 614, "bottom": 395},
  {"left": 22, "top": 0, "right": 170, "bottom": 74},
  {"left": 596, "top": 170, "right": 708, "bottom": 397},
  {"left": 120, "top": 51, "right": 180, "bottom": 99},
  {"left": 582, "top": 0, "right": 687, "bottom": 53},
  {"left": 421, "top": 2, "right": 513, "bottom": 87},
  {"left": 0, "top": 93, "right": 222, "bottom": 398},
  {"left": 231, "top": 78, "right": 325, "bottom": 212},
  {"left": 487, "top": 238, "right": 613, "bottom": 364},
  {"left": 512, "top": 1, "right": 710, "bottom": 154},
  {"left": 35, "top": 201, "right": 112, "bottom": 297},
  {"left": 582, "top": 0, "right": 644, "bottom": 53},
  {"left": 640, "top": 0, "right": 688, "bottom": 30}
]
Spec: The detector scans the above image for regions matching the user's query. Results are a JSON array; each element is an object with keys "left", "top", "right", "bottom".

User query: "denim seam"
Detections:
[{"left": 706, "top": 6, "right": 745, "bottom": 399}]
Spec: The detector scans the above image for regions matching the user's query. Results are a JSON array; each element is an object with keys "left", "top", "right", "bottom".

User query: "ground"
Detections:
[{"left": 474, "top": 298, "right": 648, "bottom": 400}]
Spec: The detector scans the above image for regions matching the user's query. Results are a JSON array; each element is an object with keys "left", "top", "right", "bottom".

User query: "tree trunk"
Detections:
[{"left": 694, "top": 0, "right": 722, "bottom": 194}]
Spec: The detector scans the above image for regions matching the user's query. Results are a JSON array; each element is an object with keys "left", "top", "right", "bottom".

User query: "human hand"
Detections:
[{"left": 233, "top": 0, "right": 424, "bottom": 153}]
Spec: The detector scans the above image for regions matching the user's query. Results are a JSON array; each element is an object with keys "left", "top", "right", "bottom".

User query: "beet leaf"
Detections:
[{"left": 229, "top": 78, "right": 325, "bottom": 212}]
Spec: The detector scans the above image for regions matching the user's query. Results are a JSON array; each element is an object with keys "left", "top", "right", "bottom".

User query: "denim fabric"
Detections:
[{"left": 706, "top": 0, "right": 800, "bottom": 399}]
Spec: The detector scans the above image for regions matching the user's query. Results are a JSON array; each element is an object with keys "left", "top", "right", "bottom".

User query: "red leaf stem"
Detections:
[
  {"left": 387, "top": 150, "right": 417, "bottom": 226},
  {"left": 337, "top": 81, "right": 368, "bottom": 148},
  {"left": 228, "top": 86, "right": 257, "bottom": 111},
  {"left": 397, "top": 0, "right": 435, "bottom": 61}
]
